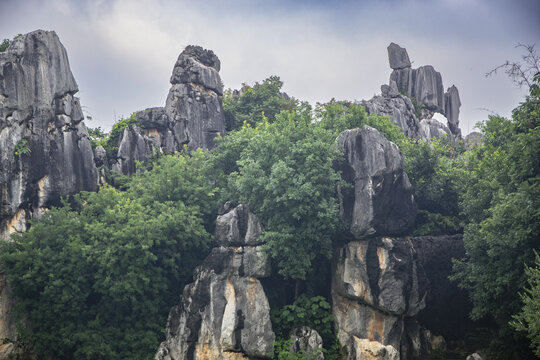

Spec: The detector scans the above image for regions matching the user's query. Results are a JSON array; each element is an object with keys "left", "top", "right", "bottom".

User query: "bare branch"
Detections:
[{"left": 486, "top": 44, "right": 539, "bottom": 89}]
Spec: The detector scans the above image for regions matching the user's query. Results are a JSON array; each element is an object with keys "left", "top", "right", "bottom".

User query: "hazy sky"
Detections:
[{"left": 1, "top": 0, "right": 539, "bottom": 134}]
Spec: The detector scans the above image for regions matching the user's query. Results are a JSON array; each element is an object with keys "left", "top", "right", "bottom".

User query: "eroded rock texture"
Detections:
[
  {"left": 332, "top": 234, "right": 469, "bottom": 360},
  {"left": 289, "top": 327, "right": 324, "bottom": 360},
  {"left": 364, "top": 43, "right": 462, "bottom": 140},
  {"left": 0, "top": 30, "right": 98, "bottom": 240},
  {"left": 337, "top": 126, "right": 416, "bottom": 238},
  {"left": 155, "top": 205, "right": 275, "bottom": 360},
  {"left": 110, "top": 46, "right": 225, "bottom": 175}
]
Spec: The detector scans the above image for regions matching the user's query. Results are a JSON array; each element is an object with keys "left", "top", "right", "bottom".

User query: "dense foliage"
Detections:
[
  {"left": 451, "top": 73, "right": 540, "bottom": 358},
  {"left": 0, "top": 150, "right": 217, "bottom": 360},
  {"left": 216, "top": 110, "right": 345, "bottom": 280},
  {"left": 222, "top": 76, "right": 297, "bottom": 131},
  {"left": 512, "top": 253, "right": 540, "bottom": 357}
]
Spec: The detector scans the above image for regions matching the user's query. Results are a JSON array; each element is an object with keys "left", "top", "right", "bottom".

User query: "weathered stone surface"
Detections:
[
  {"left": 387, "top": 43, "right": 462, "bottom": 138},
  {"left": 387, "top": 43, "right": 411, "bottom": 70},
  {"left": 0, "top": 30, "right": 98, "bottom": 240},
  {"left": 351, "top": 337, "right": 399, "bottom": 360},
  {"left": 215, "top": 204, "right": 264, "bottom": 246},
  {"left": 111, "top": 46, "right": 225, "bottom": 175},
  {"left": 290, "top": 327, "right": 324, "bottom": 360},
  {"left": 362, "top": 87, "right": 422, "bottom": 139},
  {"left": 333, "top": 238, "right": 427, "bottom": 316},
  {"left": 332, "top": 293, "right": 402, "bottom": 357},
  {"left": 418, "top": 119, "right": 452, "bottom": 140},
  {"left": 337, "top": 126, "right": 416, "bottom": 238},
  {"left": 155, "top": 205, "right": 274, "bottom": 360},
  {"left": 444, "top": 85, "right": 461, "bottom": 137}
]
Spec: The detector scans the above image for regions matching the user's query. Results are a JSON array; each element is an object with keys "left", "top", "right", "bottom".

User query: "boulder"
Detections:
[
  {"left": 387, "top": 43, "right": 411, "bottom": 70},
  {"left": 351, "top": 337, "right": 399, "bottom": 360},
  {"left": 387, "top": 43, "right": 462, "bottom": 138},
  {"left": 419, "top": 118, "right": 452, "bottom": 140},
  {"left": 110, "top": 46, "right": 225, "bottom": 175},
  {"left": 155, "top": 205, "right": 275, "bottom": 360},
  {"left": 333, "top": 238, "right": 428, "bottom": 316},
  {"left": 337, "top": 126, "right": 416, "bottom": 238},
  {"left": 332, "top": 294, "right": 403, "bottom": 355},
  {"left": 290, "top": 327, "right": 324, "bottom": 360},
  {"left": 215, "top": 204, "right": 264, "bottom": 246},
  {"left": 0, "top": 30, "right": 98, "bottom": 240}
]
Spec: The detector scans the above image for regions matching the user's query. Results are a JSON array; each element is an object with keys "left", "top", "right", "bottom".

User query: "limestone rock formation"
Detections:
[
  {"left": 444, "top": 85, "right": 461, "bottom": 137},
  {"left": 337, "top": 126, "right": 416, "bottom": 238},
  {"left": 388, "top": 44, "right": 462, "bottom": 138},
  {"left": 333, "top": 238, "right": 428, "bottom": 317},
  {"left": 361, "top": 85, "right": 422, "bottom": 139},
  {"left": 155, "top": 204, "right": 275, "bottom": 360},
  {"left": 0, "top": 30, "right": 98, "bottom": 240},
  {"left": 364, "top": 43, "right": 462, "bottom": 140},
  {"left": 418, "top": 118, "right": 452, "bottom": 139},
  {"left": 289, "top": 327, "right": 324, "bottom": 360},
  {"left": 110, "top": 46, "right": 225, "bottom": 175},
  {"left": 387, "top": 43, "right": 411, "bottom": 70},
  {"left": 331, "top": 235, "right": 468, "bottom": 360}
]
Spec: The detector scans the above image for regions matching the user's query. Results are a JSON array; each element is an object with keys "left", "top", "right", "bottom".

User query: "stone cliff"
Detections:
[
  {"left": 156, "top": 204, "right": 274, "bottom": 360},
  {"left": 109, "top": 45, "right": 226, "bottom": 175},
  {"left": 0, "top": 30, "right": 98, "bottom": 240}
]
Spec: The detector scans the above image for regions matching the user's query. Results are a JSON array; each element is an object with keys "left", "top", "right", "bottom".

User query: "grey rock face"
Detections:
[
  {"left": 419, "top": 119, "right": 452, "bottom": 140},
  {"left": 337, "top": 126, "right": 416, "bottom": 238},
  {"left": 155, "top": 205, "right": 274, "bottom": 360},
  {"left": 290, "top": 327, "right": 324, "bottom": 360},
  {"left": 332, "top": 293, "right": 402, "bottom": 357},
  {"left": 333, "top": 238, "right": 428, "bottom": 317},
  {"left": 387, "top": 43, "right": 411, "bottom": 70},
  {"left": 215, "top": 204, "right": 264, "bottom": 246},
  {"left": 0, "top": 30, "right": 98, "bottom": 240},
  {"left": 387, "top": 43, "right": 462, "bottom": 139},
  {"left": 444, "top": 85, "right": 461, "bottom": 137},
  {"left": 362, "top": 87, "right": 422, "bottom": 139},
  {"left": 111, "top": 46, "right": 225, "bottom": 175}
]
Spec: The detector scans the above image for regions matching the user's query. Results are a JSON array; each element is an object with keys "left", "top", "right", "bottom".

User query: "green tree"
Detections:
[
  {"left": 451, "top": 73, "right": 540, "bottom": 358},
  {"left": 0, "top": 149, "right": 217, "bottom": 360},
  {"left": 223, "top": 76, "right": 297, "bottom": 131},
  {"left": 221, "top": 111, "right": 345, "bottom": 280}
]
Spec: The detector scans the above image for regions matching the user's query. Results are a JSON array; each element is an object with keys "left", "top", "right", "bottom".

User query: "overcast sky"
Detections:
[{"left": 1, "top": 0, "right": 539, "bottom": 135}]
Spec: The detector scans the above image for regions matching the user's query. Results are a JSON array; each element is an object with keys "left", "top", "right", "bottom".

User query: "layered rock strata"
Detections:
[
  {"left": 0, "top": 30, "right": 98, "bottom": 240},
  {"left": 155, "top": 204, "right": 275, "bottom": 360},
  {"left": 111, "top": 46, "right": 225, "bottom": 175}
]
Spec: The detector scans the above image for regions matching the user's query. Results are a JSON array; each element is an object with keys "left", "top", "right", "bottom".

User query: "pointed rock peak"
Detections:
[
  {"left": 388, "top": 42, "right": 411, "bottom": 70},
  {"left": 180, "top": 44, "right": 220, "bottom": 71}
]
